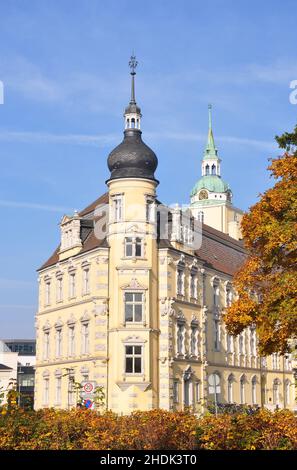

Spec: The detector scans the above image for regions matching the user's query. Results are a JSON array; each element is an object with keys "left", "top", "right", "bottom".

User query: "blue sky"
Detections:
[{"left": 0, "top": 0, "right": 296, "bottom": 338}]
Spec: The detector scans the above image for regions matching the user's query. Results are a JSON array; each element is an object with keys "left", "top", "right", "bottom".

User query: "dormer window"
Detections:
[{"left": 60, "top": 213, "right": 82, "bottom": 252}]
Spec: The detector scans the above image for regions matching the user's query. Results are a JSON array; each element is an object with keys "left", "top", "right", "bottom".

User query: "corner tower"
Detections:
[
  {"left": 106, "top": 56, "right": 159, "bottom": 413},
  {"left": 190, "top": 105, "right": 243, "bottom": 240}
]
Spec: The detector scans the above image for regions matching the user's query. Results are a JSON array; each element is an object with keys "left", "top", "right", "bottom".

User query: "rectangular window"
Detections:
[
  {"left": 213, "top": 286, "right": 219, "bottom": 306},
  {"left": 68, "top": 376, "right": 75, "bottom": 407},
  {"left": 177, "top": 269, "right": 184, "bottom": 295},
  {"left": 56, "top": 278, "right": 63, "bottom": 302},
  {"left": 190, "top": 273, "right": 196, "bottom": 298},
  {"left": 125, "top": 237, "right": 143, "bottom": 257},
  {"left": 146, "top": 198, "right": 155, "bottom": 222},
  {"left": 125, "top": 345, "right": 142, "bottom": 374},
  {"left": 43, "top": 378, "right": 49, "bottom": 405},
  {"left": 239, "top": 332, "right": 245, "bottom": 354},
  {"left": 43, "top": 331, "right": 50, "bottom": 360},
  {"left": 81, "top": 323, "right": 89, "bottom": 354},
  {"left": 226, "top": 333, "right": 234, "bottom": 353},
  {"left": 113, "top": 196, "right": 123, "bottom": 222},
  {"left": 56, "top": 376, "right": 62, "bottom": 405},
  {"left": 68, "top": 326, "right": 75, "bottom": 356},
  {"left": 226, "top": 288, "right": 232, "bottom": 307},
  {"left": 45, "top": 281, "right": 51, "bottom": 306},
  {"left": 83, "top": 269, "right": 90, "bottom": 295},
  {"left": 190, "top": 327, "right": 198, "bottom": 356},
  {"left": 124, "top": 292, "right": 143, "bottom": 323},
  {"left": 173, "top": 381, "right": 179, "bottom": 403},
  {"left": 69, "top": 273, "right": 76, "bottom": 298},
  {"left": 56, "top": 329, "right": 62, "bottom": 357},
  {"left": 177, "top": 324, "right": 184, "bottom": 355},
  {"left": 195, "top": 381, "right": 201, "bottom": 403},
  {"left": 214, "top": 320, "right": 220, "bottom": 351}
]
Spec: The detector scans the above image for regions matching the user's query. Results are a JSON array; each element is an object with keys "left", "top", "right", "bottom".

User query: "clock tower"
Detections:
[{"left": 190, "top": 105, "right": 243, "bottom": 240}]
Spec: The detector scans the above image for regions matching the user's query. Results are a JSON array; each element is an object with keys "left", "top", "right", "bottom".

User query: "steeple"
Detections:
[
  {"left": 201, "top": 104, "right": 221, "bottom": 176},
  {"left": 203, "top": 104, "right": 218, "bottom": 160},
  {"left": 124, "top": 54, "right": 142, "bottom": 130}
]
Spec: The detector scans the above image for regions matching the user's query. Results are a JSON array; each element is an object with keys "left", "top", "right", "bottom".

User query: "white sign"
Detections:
[
  {"left": 208, "top": 373, "right": 220, "bottom": 387},
  {"left": 209, "top": 385, "right": 221, "bottom": 394},
  {"left": 80, "top": 381, "right": 97, "bottom": 397}
]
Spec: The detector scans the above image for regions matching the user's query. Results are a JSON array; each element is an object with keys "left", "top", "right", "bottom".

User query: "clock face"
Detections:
[{"left": 199, "top": 190, "right": 208, "bottom": 200}]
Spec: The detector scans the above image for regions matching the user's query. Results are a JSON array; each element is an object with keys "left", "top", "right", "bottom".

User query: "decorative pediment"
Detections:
[
  {"left": 122, "top": 335, "right": 147, "bottom": 344},
  {"left": 116, "top": 382, "right": 151, "bottom": 392},
  {"left": 55, "top": 369, "right": 63, "bottom": 377},
  {"left": 42, "top": 369, "right": 50, "bottom": 378},
  {"left": 176, "top": 310, "right": 186, "bottom": 324},
  {"left": 67, "top": 314, "right": 76, "bottom": 326},
  {"left": 121, "top": 278, "right": 147, "bottom": 290},
  {"left": 43, "top": 321, "right": 51, "bottom": 331},
  {"left": 80, "top": 310, "right": 91, "bottom": 323},
  {"left": 125, "top": 224, "right": 141, "bottom": 234},
  {"left": 183, "top": 366, "right": 194, "bottom": 381},
  {"left": 54, "top": 318, "right": 64, "bottom": 329},
  {"left": 191, "top": 314, "right": 199, "bottom": 326}
]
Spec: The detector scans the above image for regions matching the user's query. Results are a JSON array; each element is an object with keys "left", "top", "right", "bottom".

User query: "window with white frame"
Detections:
[
  {"left": 285, "top": 379, "right": 290, "bottom": 405},
  {"left": 82, "top": 268, "right": 90, "bottom": 295},
  {"left": 45, "top": 280, "right": 51, "bottom": 306},
  {"left": 43, "top": 377, "right": 49, "bottom": 405},
  {"left": 272, "top": 353, "right": 280, "bottom": 370},
  {"left": 240, "top": 375, "right": 246, "bottom": 404},
  {"left": 69, "top": 272, "right": 76, "bottom": 298},
  {"left": 55, "top": 375, "right": 62, "bottom": 405},
  {"left": 68, "top": 325, "right": 75, "bottom": 356},
  {"left": 195, "top": 381, "right": 201, "bottom": 403},
  {"left": 177, "top": 266, "right": 184, "bottom": 295},
  {"left": 214, "top": 319, "right": 220, "bottom": 351},
  {"left": 273, "top": 379, "right": 280, "bottom": 405},
  {"left": 173, "top": 381, "right": 179, "bottom": 403},
  {"left": 176, "top": 323, "right": 185, "bottom": 355},
  {"left": 125, "top": 345, "right": 142, "bottom": 374},
  {"left": 125, "top": 237, "right": 143, "bottom": 257},
  {"left": 43, "top": 330, "right": 50, "bottom": 360},
  {"left": 124, "top": 292, "right": 143, "bottom": 323},
  {"left": 250, "top": 328, "right": 256, "bottom": 356},
  {"left": 225, "top": 284, "right": 232, "bottom": 307},
  {"left": 56, "top": 277, "right": 63, "bottom": 302},
  {"left": 81, "top": 322, "right": 89, "bottom": 354},
  {"left": 239, "top": 332, "right": 245, "bottom": 354},
  {"left": 113, "top": 194, "right": 123, "bottom": 222},
  {"left": 226, "top": 333, "right": 234, "bottom": 353},
  {"left": 190, "top": 325, "right": 198, "bottom": 356},
  {"left": 190, "top": 271, "right": 197, "bottom": 298},
  {"left": 285, "top": 354, "right": 292, "bottom": 371},
  {"left": 213, "top": 280, "right": 220, "bottom": 307},
  {"left": 55, "top": 328, "right": 62, "bottom": 357},
  {"left": 228, "top": 374, "right": 234, "bottom": 403},
  {"left": 252, "top": 376, "right": 257, "bottom": 405},
  {"left": 68, "top": 375, "right": 75, "bottom": 407},
  {"left": 146, "top": 197, "right": 155, "bottom": 222}
]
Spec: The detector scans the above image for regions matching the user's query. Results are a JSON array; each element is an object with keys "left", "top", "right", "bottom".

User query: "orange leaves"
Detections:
[
  {"left": 225, "top": 138, "right": 297, "bottom": 354},
  {"left": 0, "top": 408, "right": 296, "bottom": 450}
]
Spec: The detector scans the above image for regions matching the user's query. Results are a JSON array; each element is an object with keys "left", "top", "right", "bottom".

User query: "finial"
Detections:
[
  {"left": 208, "top": 103, "right": 212, "bottom": 130},
  {"left": 129, "top": 54, "right": 138, "bottom": 76},
  {"left": 128, "top": 54, "right": 138, "bottom": 104}
]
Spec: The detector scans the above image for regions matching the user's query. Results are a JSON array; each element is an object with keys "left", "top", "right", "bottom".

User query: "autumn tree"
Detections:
[{"left": 225, "top": 125, "right": 297, "bottom": 355}]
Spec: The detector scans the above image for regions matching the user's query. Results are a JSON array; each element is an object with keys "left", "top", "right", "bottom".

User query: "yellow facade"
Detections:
[{"left": 34, "top": 66, "right": 295, "bottom": 414}]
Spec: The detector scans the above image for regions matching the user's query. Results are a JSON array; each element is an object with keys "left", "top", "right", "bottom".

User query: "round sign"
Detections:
[
  {"left": 83, "top": 382, "right": 94, "bottom": 393},
  {"left": 208, "top": 373, "right": 220, "bottom": 387},
  {"left": 84, "top": 399, "right": 93, "bottom": 409}
]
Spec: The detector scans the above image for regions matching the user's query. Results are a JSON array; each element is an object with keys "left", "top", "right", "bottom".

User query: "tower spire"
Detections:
[
  {"left": 124, "top": 54, "right": 142, "bottom": 131},
  {"left": 204, "top": 103, "right": 217, "bottom": 158},
  {"left": 129, "top": 54, "right": 137, "bottom": 104}
]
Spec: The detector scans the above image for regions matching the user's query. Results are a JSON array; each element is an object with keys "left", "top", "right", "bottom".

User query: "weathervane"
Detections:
[{"left": 129, "top": 54, "right": 138, "bottom": 75}]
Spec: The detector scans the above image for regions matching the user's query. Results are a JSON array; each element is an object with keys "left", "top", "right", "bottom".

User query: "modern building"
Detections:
[
  {"left": 34, "top": 58, "right": 294, "bottom": 413},
  {"left": 0, "top": 340, "right": 35, "bottom": 407}
]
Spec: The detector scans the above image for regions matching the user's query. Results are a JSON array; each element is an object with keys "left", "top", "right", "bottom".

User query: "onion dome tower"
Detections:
[{"left": 107, "top": 55, "right": 158, "bottom": 182}]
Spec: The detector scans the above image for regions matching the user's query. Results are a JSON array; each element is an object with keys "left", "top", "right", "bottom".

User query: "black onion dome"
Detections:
[{"left": 107, "top": 128, "right": 158, "bottom": 181}]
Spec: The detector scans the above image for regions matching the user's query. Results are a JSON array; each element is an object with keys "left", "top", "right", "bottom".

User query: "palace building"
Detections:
[{"left": 34, "top": 58, "right": 294, "bottom": 413}]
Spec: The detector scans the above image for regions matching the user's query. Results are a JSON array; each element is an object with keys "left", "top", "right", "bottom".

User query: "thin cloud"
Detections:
[
  {"left": 0, "top": 130, "right": 118, "bottom": 146},
  {"left": 0, "top": 199, "right": 74, "bottom": 213}
]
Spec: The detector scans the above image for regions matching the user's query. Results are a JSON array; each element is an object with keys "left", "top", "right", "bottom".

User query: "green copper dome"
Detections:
[{"left": 191, "top": 175, "right": 230, "bottom": 196}]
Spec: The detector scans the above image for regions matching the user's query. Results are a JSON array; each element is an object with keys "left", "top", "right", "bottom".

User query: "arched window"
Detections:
[
  {"left": 211, "top": 164, "right": 216, "bottom": 175},
  {"left": 228, "top": 374, "right": 234, "bottom": 403},
  {"left": 205, "top": 164, "right": 210, "bottom": 175},
  {"left": 131, "top": 118, "right": 135, "bottom": 128},
  {"left": 240, "top": 375, "right": 246, "bottom": 404},
  {"left": 252, "top": 376, "right": 257, "bottom": 405}
]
